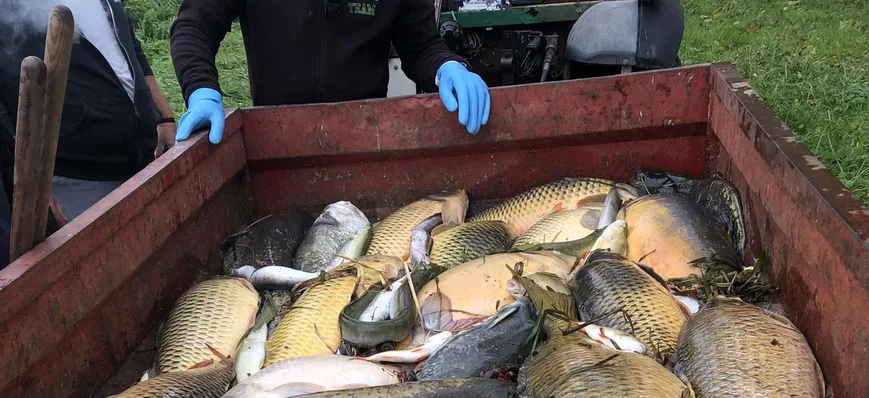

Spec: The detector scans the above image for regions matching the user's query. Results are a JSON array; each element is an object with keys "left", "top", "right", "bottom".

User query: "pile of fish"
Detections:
[{"left": 110, "top": 170, "right": 826, "bottom": 398}]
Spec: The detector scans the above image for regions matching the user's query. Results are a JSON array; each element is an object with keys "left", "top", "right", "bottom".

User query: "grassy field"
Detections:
[{"left": 125, "top": 0, "right": 869, "bottom": 203}]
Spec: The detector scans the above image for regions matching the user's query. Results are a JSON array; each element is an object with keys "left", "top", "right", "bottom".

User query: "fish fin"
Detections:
[
  {"left": 681, "top": 383, "right": 696, "bottom": 398},
  {"left": 431, "top": 222, "right": 459, "bottom": 237},
  {"left": 483, "top": 300, "right": 521, "bottom": 330},
  {"left": 268, "top": 382, "right": 328, "bottom": 396},
  {"left": 580, "top": 210, "right": 602, "bottom": 230},
  {"left": 508, "top": 265, "right": 576, "bottom": 319},
  {"left": 420, "top": 292, "right": 453, "bottom": 330},
  {"left": 576, "top": 193, "right": 608, "bottom": 208},
  {"left": 433, "top": 190, "right": 469, "bottom": 224},
  {"left": 637, "top": 264, "right": 670, "bottom": 289},
  {"left": 550, "top": 202, "right": 566, "bottom": 213},
  {"left": 189, "top": 359, "right": 214, "bottom": 370},
  {"left": 205, "top": 343, "right": 234, "bottom": 367}
]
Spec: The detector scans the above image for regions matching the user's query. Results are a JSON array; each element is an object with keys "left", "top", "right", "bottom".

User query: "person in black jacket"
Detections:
[
  {"left": 170, "top": 0, "right": 491, "bottom": 144},
  {"left": 0, "top": 0, "right": 177, "bottom": 223}
]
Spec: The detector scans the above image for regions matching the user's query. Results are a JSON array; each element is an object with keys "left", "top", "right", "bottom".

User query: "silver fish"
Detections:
[{"left": 294, "top": 201, "right": 370, "bottom": 273}]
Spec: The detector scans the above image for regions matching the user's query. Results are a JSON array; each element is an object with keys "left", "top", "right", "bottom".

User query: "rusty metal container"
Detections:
[{"left": 0, "top": 63, "right": 865, "bottom": 397}]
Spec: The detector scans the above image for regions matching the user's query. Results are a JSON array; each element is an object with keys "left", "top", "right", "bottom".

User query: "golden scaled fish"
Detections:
[
  {"left": 415, "top": 251, "right": 574, "bottom": 327},
  {"left": 264, "top": 257, "right": 401, "bottom": 366},
  {"left": 513, "top": 274, "right": 691, "bottom": 398},
  {"left": 619, "top": 193, "right": 742, "bottom": 281},
  {"left": 511, "top": 206, "right": 601, "bottom": 248},
  {"left": 365, "top": 190, "right": 468, "bottom": 260},
  {"left": 675, "top": 297, "right": 825, "bottom": 398},
  {"left": 571, "top": 251, "right": 689, "bottom": 363},
  {"left": 111, "top": 361, "right": 233, "bottom": 398},
  {"left": 157, "top": 277, "right": 260, "bottom": 374},
  {"left": 469, "top": 177, "right": 638, "bottom": 237},
  {"left": 429, "top": 220, "right": 514, "bottom": 268},
  {"left": 518, "top": 337, "right": 693, "bottom": 398}
]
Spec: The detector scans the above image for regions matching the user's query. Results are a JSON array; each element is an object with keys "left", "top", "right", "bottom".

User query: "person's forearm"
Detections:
[
  {"left": 170, "top": 0, "right": 239, "bottom": 103},
  {"left": 145, "top": 75, "right": 174, "bottom": 120}
]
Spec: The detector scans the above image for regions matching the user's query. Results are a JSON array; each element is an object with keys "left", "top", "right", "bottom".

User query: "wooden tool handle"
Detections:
[
  {"left": 8, "top": 5, "right": 75, "bottom": 261},
  {"left": 10, "top": 57, "right": 48, "bottom": 262},
  {"left": 32, "top": 5, "right": 74, "bottom": 244}
]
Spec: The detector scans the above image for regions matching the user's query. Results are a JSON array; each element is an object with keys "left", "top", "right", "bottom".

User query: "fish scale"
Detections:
[
  {"left": 675, "top": 297, "right": 825, "bottom": 398},
  {"left": 516, "top": 273, "right": 689, "bottom": 397},
  {"left": 265, "top": 275, "right": 358, "bottom": 366},
  {"left": 365, "top": 190, "right": 468, "bottom": 259},
  {"left": 157, "top": 277, "right": 260, "bottom": 374},
  {"left": 429, "top": 220, "right": 514, "bottom": 268},
  {"left": 511, "top": 207, "right": 601, "bottom": 248},
  {"left": 469, "top": 178, "right": 638, "bottom": 237},
  {"left": 113, "top": 363, "right": 233, "bottom": 398},
  {"left": 519, "top": 341, "right": 690, "bottom": 397},
  {"left": 571, "top": 252, "right": 688, "bottom": 363},
  {"left": 265, "top": 259, "right": 397, "bottom": 366}
]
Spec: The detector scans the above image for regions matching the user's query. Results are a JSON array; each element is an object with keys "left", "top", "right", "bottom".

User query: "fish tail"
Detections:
[{"left": 432, "top": 190, "right": 469, "bottom": 224}]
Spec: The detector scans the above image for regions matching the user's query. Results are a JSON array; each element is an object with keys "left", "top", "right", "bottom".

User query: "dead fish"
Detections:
[
  {"left": 633, "top": 168, "right": 746, "bottom": 259},
  {"left": 415, "top": 297, "right": 536, "bottom": 381},
  {"left": 510, "top": 207, "right": 601, "bottom": 249},
  {"left": 468, "top": 177, "right": 638, "bottom": 237},
  {"left": 157, "top": 277, "right": 260, "bottom": 374},
  {"left": 570, "top": 251, "right": 689, "bottom": 363},
  {"left": 234, "top": 291, "right": 280, "bottom": 383},
  {"left": 264, "top": 258, "right": 400, "bottom": 366},
  {"left": 365, "top": 190, "right": 468, "bottom": 260},
  {"left": 513, "top": 275, "right": 690, "bottom": 398},
  {"left": 408, "top": 215, "right": 441, "bottom": 268},
  {"left": 517, "top": 337, "right": 691, "bottom": 397},
  {"left": 597, "top": 187, "right": 623, "bottom": 228},
  {"left": 363, "top": 331, "right": 453, "bottom": 363},
  {"left": 359, "top": 277, "right": 407, "bottom": 322},
  {"left": 416, "top": 251, "right": 575, "bottom": 325},
  {"left": 294, "top": 377, "right": 518, "bottom": 398},
  {"left": 232, "top": 265, "right": 320, "bottom": 290},
  {"left": 340, "top": 265, "right": 445, "bottom": 348},
  {"left": 675, "top": 297, "right": 825, "bottom": 398},
  {"left": 221, "top": 209, "right": 315, "bottom": 276},
  {"left": 294, "top": 201, "right": 370, "bottom": 273},
  {"left": 223, "top": 355, "right": 402, "bottom": 398},
  {"left": 618, "top": 193, "right": 743, "bottom": 280},
  {"left": 429, "top": 220, "right": 515, "bottom": 268},
  {"left": 327, "top": 224, "right": 372, "bottom": 270},
  {"left": 111, "top": 361, "right": 234, "bottom": 398}
]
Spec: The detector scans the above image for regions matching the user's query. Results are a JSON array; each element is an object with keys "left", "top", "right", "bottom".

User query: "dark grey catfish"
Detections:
[
  {"left": 294, "top": 201, "right": 370, "bottom": 273},
  {"left": 415, "top": 296, "right": 535, "bottom": 381},
  {"left": 221, "top": 209, "right": 314, "bottom": 276}
]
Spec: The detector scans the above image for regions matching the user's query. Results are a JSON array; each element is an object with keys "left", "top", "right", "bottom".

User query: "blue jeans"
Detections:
[{"left": 51, "top": 176, "right": 125, "bottom": 221}]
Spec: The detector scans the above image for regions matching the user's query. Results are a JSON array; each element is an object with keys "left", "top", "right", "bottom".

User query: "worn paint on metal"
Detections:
[
  {"left": 249, "top": 134, "right": 707, "bottom": 221},
  {"left": 0, "top": 110, "right": 253, "bottom": 397},
  {"left": 707, "top": 63, "right": 869, "bottom": 396},
  {"left": 0, "top": 63, "right": 866, "bottom": 398},
  {"left": 240, "top": 65, "right": 711, "bottom": 163}
]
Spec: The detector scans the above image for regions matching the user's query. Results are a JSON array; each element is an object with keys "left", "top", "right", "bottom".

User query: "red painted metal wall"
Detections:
[{"left": 0, "top": 63, "right": 865, "bottom": 397}]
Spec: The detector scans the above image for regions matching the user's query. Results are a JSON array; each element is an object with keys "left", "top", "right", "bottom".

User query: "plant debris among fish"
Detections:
[{"left": 112, "top": 173, "right": 823, "bottom": 397}]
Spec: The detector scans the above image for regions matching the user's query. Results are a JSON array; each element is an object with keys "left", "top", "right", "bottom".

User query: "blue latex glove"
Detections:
[
  {"left": 176, "top": 88, "right": 225, "bottom": 144},
  {"left": 437, "top": 61, "right": 491, "bottom": 135}
]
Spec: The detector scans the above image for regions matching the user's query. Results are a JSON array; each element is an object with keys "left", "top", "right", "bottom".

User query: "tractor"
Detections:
[{"left": 388, "top": 0, "right": 684, "bottom": 97}]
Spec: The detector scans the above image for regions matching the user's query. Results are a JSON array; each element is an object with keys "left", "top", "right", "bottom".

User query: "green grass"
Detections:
[{"left": 124, "top": 0, "right": 869, "bottom": 203}]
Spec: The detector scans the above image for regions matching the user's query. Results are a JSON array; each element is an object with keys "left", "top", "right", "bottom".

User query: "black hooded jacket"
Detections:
[
  {"left": 0, "top": 0, "right": 160, "bottom": 182},
  {"left": 170, "top": 0, "right": 466, "bottom": 106}
]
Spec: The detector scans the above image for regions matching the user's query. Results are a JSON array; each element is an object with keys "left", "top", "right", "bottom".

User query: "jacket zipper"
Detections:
[{"left": 106, "top": 0, "right": 145, "bottom": 165}]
